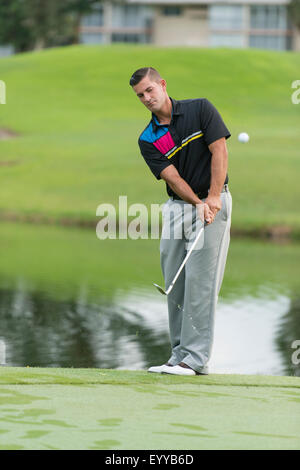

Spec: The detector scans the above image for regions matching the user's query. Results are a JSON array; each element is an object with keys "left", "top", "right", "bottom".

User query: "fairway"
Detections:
[{"left": 0, "top": 368, "right": 299, "bottom": 450}]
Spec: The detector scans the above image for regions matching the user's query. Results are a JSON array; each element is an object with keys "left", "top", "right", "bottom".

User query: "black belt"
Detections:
[{"left": 171, "top": 184, "right": 229, "bottom": 201}]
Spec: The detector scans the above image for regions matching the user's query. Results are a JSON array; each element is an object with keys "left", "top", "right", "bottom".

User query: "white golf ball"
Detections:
[{"left": 238, "top": 132, "right": 250, "bottom": 143}]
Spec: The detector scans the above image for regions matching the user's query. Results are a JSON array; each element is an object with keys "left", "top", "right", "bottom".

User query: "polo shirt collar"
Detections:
[
  {"left": 152, "top": 97, "right": 182, "bottom": 130},
  {"left": 170, "top": 97, "right": 182, "bottom": 116}
]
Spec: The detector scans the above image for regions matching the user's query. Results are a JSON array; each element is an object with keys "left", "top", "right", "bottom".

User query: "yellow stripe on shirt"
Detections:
[{"left": 167, "top": 132, "right": 203, "bottom": 159}]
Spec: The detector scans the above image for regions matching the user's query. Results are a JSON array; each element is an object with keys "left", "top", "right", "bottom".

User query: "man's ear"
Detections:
[{"left": 160, "top": 79, "right": 167, "bottom": 91}]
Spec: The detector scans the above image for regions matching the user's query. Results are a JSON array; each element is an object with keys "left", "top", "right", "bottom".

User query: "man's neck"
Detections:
[{"left": 154, "top": 96, "right": 172, "bottom": 125}]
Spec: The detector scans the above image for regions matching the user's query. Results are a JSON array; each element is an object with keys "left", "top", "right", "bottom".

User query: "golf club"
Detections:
[{"left": 154, "top": 221, "right": 207, "bottom": 296}]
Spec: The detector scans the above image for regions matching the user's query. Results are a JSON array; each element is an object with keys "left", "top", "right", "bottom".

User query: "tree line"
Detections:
[
  {"left": 0, "top": 0, "right": 100, "bottom": 53},
  {"left": 289, "top": 0, "right": 300, "bottom": 28},
  {"left": 1, "top": 0, "right": 300, "bottom": 54}
]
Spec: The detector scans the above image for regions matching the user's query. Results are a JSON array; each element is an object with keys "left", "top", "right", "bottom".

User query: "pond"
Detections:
[{"left": 0, "top": 222, "right": 299, "bottom": 377}]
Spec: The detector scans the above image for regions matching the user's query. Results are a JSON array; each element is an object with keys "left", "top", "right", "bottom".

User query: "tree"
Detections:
[
  {"left": 62, "top": 0, "right": 101, "bottom": 44},
  {"left": 23, "top": 0, "right": 76, "bottom": 50},
  {"left": 288, "top": 0, "right": 300, "bottom": 29},
  {"left": 0, "top": 0, "right": 101, "bottom": 53},
  {"left": 0, "top": 0, "right": 32, "bottom": 52}
]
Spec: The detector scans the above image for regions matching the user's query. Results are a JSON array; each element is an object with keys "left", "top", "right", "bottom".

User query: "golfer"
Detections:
[{"left": 130, "top": 67, "right": 232, "bottom": 376}]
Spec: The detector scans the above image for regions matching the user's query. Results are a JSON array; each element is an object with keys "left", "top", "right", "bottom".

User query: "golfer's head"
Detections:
[{"left": 130, "top": 67, "right": 167, "bottom": 113}]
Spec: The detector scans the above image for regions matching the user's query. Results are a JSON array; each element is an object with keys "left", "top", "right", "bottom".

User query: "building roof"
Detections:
[{"left": 127, "top": 0, "right": 290, "bottom": 5}]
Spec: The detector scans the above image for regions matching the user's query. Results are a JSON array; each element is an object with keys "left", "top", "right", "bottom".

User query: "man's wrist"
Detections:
[
  {"left": 208, "top": 190, "right": 222, "bottom": 197},
  {"left": 193, "top": 199, "right": 204, "bottom": 206}
]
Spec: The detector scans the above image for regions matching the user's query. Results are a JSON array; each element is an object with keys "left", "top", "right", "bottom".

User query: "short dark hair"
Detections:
[{"left": 129, "top": 67, "right": 162, "bottom": 87}]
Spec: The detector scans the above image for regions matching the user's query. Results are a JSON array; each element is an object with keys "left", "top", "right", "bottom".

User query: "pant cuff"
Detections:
[{"left": 168, "top": 356, "right": 181, "bottom": 366}]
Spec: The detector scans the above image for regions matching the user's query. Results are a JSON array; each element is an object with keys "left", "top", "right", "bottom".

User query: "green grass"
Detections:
[
  {"left": 0, "top": 45, "right": 300, "bottom": 233},
  {"left": 1, "top": 47, "right": 299, "bottom": 450},
  {"left": 0, "top": 367, "right": 299, "bottom": 450},
  {"left": 1, "top": 367, "right": 300, "bottom": 387}
]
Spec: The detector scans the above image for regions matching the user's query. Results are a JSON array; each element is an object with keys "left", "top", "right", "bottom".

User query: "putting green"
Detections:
[{"left": 0, "top": 368, "right": 299, "bottom": 450}]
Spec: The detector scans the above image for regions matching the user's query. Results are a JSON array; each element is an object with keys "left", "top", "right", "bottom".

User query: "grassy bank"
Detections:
[
  {"left": 0, "top": 367, "right": 299, "bottom": 450},
  {"left": 0, "top": 45, "right": 300, "bottom": 235},
  {"left": 1, "top": 221, "right": 300, "bottom": 302}
]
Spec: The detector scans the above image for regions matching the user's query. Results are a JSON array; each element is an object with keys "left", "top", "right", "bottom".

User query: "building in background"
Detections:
[
  {"left": 0, "top": 0, "right": 299, "bottom": 56},
  {"left": 79, "top": 0, "right": 300, "bottom": 51},
  {"left": 80, "top": 1, "right": 153, "bottom": 45},
  {"left": 0, "top": 45, "right": 14, "bottom": 57}
]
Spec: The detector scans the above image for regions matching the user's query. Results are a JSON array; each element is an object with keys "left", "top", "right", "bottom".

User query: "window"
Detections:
[
  {"left": 249, "top": 35, "right": 291, "bottom": 50},
  {"left": 112, "top": 5, "right": 153, "bottom": 28},
  {"left": 162, "top": 6, "right": 182, "bottom": 16},
  {"left": 111, "top": 33, "right": 150, "bottom": 44},
  {"left": 81, "top": 6, "right": 104, "bottom": 27},
  {"left": 209, "top": 5, "right": 244, "bottom": 30},
  {"left": 250, "top": 6, "right": 288, "bottom": 30},
  {"left": 211, "top": 34, "right": 244, "bottom": 48},
  {"left": 80, "top": 33, "right": 104, "bottom": 44}
]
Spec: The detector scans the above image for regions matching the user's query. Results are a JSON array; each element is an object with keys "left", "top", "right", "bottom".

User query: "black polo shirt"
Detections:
[{"left": 138, "top": 97, "right": 230, "bottom": 198}]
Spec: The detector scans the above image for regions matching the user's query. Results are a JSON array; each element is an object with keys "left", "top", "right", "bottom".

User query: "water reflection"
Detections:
[
  {"left": 0, "top": 282, "right": 170, "bottom": 369},
  {"left": 0, "top": 280, "right": 299, "bottom": 376},
  {"left": 275, "top": 296, "right": 300, "bottom": 377}
]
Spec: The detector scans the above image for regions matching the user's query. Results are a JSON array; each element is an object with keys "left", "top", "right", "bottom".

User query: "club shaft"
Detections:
[{"left": 166, "top": 226, "right": 204, "bottom": 294}]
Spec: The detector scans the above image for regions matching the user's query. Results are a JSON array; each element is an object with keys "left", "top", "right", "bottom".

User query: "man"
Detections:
[{"left": 130, "top": 67, "right": 232, "bottom": 376}]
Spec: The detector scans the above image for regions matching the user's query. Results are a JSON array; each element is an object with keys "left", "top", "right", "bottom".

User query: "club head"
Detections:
[{"left": 153, "top": 283, "right": 167, "bottom": 295}]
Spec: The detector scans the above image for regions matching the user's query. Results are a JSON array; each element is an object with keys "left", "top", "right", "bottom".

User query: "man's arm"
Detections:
[
  {"left": 160, "top": 165, "right": 214, "bottom": 224},
  {"left": 206, "top": 137, "right": 228, "bottom": 215}
]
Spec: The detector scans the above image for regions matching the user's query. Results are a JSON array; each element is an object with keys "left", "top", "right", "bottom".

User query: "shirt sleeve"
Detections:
[
  {"left": 200, "top": 99, "right": 231, "bottom": 146},
  {"left": 138, "top": 138, "right": 172, "bottom": 180}
]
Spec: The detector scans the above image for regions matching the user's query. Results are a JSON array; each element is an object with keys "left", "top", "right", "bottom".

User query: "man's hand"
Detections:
[
  {"left": 205, "top": 194, "right": 222, "bottom": 217},
  {"left": 159, "top": 165, "right": 216, "bottom": 225},
  {"left": 196, "top": 202, "right": 214, "bottom": 225}
]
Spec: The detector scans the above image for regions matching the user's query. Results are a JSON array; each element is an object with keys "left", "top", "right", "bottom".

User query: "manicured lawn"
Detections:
[
  {"left": 0, "top": 367, "right": 299, "bottom": 450},
  {"left": 0, "top": 45, "right": 299, "bottom": 233}
]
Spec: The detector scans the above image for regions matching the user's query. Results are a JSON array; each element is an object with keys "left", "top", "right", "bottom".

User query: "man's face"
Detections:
[{"left": 133, "top": 75, "right": 167, "bottom": 114}]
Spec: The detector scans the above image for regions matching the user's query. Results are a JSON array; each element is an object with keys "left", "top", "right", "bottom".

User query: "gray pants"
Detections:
[{"left": 160, "top": 189, "right": 232, "bottom": 374}]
